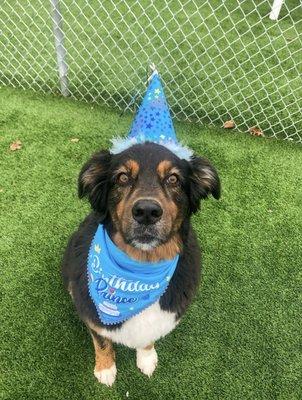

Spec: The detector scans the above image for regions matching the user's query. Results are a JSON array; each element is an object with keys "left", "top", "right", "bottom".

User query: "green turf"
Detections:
[
  {"left": 0, "top": 86, "right": 301, "bottom": 400},
  {"left": 0, "top": 0, "right": 301, "bottom": 139}
]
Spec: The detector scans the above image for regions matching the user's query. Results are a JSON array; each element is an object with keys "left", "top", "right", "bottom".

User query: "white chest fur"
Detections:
[{"left": 99, "top": 302, "right": 178, "bottom": 349}]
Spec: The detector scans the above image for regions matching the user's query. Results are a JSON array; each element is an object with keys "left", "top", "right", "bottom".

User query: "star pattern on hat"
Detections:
[{"left": 128, "top": 72, "right": 177, "bottom": 144}]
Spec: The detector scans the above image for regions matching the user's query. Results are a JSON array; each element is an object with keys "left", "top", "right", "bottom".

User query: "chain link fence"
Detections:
[{"left": 0, "top": 1, "right": 301, "bottom": 142}]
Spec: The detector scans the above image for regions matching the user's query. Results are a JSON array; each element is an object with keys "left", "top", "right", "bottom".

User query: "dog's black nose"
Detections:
[{"left": 132, "top": 200, "right": 163, "bottom": 225}]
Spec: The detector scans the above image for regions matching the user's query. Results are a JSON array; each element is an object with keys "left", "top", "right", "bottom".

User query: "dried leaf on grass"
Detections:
[
  {"left": 249, "top": 126, "right": 265, "bottom": 137},
  {"left": 70, "top": 138, "right": 80, "bottom": 143},
  {"left": 10, "top": 140, "right": 22, "bottom": 151},
  {"left": 223, "top": 120, "right": 235, "bottom": 129}
]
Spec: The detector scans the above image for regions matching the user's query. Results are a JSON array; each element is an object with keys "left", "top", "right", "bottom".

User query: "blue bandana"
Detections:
[{"left": 87, "top": 224, "right": 179, "bottom": 325}]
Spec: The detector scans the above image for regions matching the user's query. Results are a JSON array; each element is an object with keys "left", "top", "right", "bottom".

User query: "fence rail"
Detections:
[{"left": 0, "top": 0, "right": 301, "bottom": 143}]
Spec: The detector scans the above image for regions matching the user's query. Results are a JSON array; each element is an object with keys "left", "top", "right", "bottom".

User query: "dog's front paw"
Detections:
[
  {"left": 94, "top": 363, "right": 117, "bottom": 387},
  {"left": 136, "top": 347, "right": 158, "bottom": 377}
]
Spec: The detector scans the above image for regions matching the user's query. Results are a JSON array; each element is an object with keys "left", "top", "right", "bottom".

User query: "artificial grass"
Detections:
[
  {"left": 0, "top": 86, "right": 301, "bottom": 400},
  {"left": 0, "top": 1, "right": 301, "bottom": 139}
]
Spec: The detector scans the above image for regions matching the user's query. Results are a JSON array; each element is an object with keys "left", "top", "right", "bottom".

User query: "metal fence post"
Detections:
[{"left": 50, "top": 0, "right": 69, "bottom": 96}]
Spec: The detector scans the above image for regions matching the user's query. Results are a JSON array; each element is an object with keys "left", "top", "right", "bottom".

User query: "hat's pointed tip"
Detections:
[
  {"left": 148, "top": 63, "right": 159, "bottom": 82},
  {"left": 128, "top": 67, "right": 177, "bottom": 144}
]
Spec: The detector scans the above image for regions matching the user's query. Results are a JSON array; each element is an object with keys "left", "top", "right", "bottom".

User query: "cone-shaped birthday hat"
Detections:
[
  {"left": 111, "top": 66, "right": 192, "bottom": 160},
  {"left": 128, "top": 68, "right": 177, "bottom": 144}
]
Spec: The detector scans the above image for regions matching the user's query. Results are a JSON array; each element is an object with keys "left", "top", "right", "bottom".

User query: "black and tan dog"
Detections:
[{"left": 62, "top": 141, "right": 220, "bottom": 386}]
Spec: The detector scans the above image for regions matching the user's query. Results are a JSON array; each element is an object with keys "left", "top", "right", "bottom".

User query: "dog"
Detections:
[{"left": 62, "top": 141, "right": 220, "bottom": 386}]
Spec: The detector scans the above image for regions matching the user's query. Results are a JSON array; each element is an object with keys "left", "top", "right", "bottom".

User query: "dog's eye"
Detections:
[
  {"left": 166, "top": 174, "right": 179, "bottom": 185},
  {"left": 117, "top": 173, "right": 129, "bottom": 185}
]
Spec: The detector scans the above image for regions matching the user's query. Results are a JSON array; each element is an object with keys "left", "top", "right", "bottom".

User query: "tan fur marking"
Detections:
[
  {"left": 144, "top": 343, "right": 154, "bottom": 351},
  {"left": 157, "top": 161, "right": 182, "bottom": 181},
  {"left": 87, "top": 320, "right": 104, "bottom": 336},
  {"left": 156, "top": 163, "right": 182, "bottom": 230},
  {"left": 157, "top": 160, "right": 172, "bottom": 178},
  {"left": 156, "top": 189, "right": 182, "bottom": 231},
  {"left": 116, "top": 197, "right": 126, "bottom": 220},
  {"left": 91, "top": 333, "right": 115, "bottom": 372},
  {"left": 157, "top": 190, "right": 178, "bottom": 218},
  {"left": 125, "top": 159, "right": 139, "bottom": 178},
  {"left": 115, "top": 160, "right": 139, "bottom": 179},
  {"left": 113, "top": 231, "right": 181, "bottom": 262}
]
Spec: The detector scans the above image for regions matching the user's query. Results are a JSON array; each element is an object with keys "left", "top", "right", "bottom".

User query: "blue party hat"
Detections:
[
  {"left": 128, "top": 69, "right": 177, "bottom": 144},
  {"left": 111, "top": 67, "right": 192, "bottom": 160}
]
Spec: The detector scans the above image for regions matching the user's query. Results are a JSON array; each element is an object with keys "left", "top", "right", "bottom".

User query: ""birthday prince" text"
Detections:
[{"left": 98, "top": 274, "right": 160, "bottom": 292}]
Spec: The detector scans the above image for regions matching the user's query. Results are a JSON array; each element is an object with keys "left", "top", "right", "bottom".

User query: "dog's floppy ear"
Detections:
[
  {"left": 188, "top": 156, "right": 221, "bottom": 213},
  {"left": 78, "top": 150, "right": 112, "bottom": 217}
]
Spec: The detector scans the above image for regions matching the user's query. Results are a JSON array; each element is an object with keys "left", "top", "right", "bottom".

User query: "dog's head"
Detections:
[{"left": 79, "top": 142, "right": 220, "bottom": 251}]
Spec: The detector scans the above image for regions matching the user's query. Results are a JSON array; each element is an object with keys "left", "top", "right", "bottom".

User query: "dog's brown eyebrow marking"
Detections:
[
  {"left": 125, "top": 160, "right": 139, "bottom": 177},
  {"left": 157, "top": 160, "right": 172, "bottom": 178},
  {"left": 157, "top": 161, "right": 181, "bottom": 179},
  {"left": 115, "top": 159, "right": 139, "bottom": 178}
]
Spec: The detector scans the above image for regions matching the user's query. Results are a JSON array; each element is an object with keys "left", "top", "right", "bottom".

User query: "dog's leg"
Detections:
[
  {"left": 136, "top": 343, "right": 158, "bottom": 377},
  {"left": 89, "top": 328, "right": 116, "bottom": 387}
]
